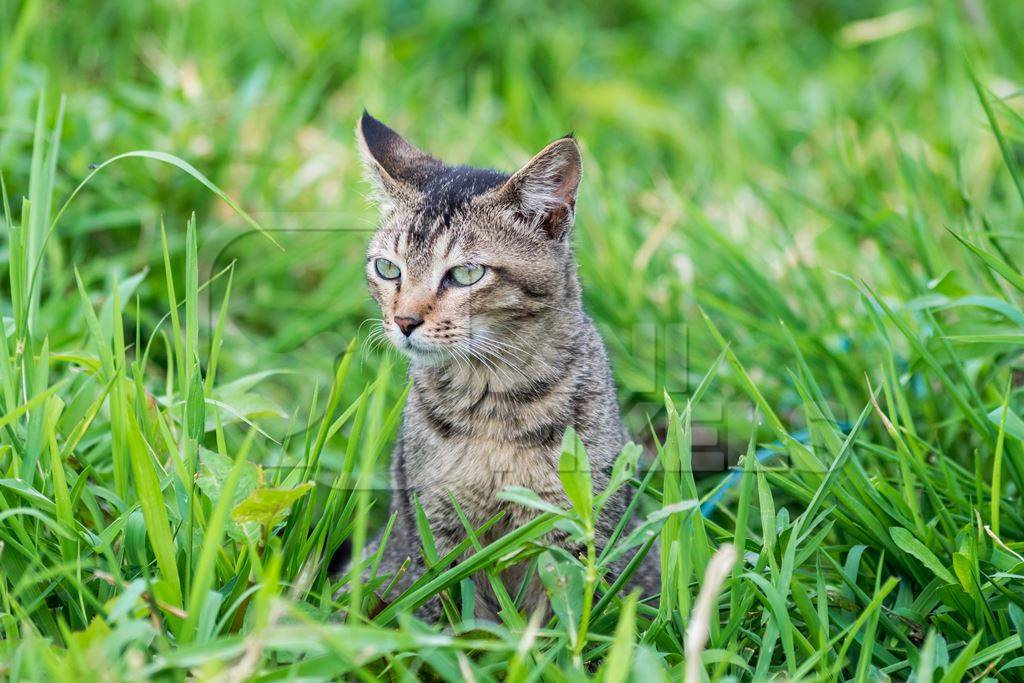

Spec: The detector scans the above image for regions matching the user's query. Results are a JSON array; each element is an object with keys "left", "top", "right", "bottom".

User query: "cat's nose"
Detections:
[{"left": 394, "top": 315, "right": 424, "bottom": 337}]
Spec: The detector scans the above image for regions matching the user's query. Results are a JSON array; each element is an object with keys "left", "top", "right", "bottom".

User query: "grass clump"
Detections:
[{"left": 2, "top": 1, "right": 1024, "bottom": 680}]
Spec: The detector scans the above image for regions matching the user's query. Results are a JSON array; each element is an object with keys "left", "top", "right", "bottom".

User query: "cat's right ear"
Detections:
[{"left": 356, "top": 111, "right": 439, "bottom": 208}]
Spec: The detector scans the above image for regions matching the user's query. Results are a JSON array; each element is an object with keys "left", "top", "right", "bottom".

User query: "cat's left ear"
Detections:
[{"left": 490, "top": 136, "right": 582, "bottom": 239}]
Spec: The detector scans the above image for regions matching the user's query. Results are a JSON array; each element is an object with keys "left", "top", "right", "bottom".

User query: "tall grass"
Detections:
[{"left": 2, "top": 0, "right": 1024, "bottom": 680}]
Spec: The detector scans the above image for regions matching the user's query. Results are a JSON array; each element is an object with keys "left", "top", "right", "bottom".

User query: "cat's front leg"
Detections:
[{"left": 359, "top": 440, "right": 424, "bottom": 594}]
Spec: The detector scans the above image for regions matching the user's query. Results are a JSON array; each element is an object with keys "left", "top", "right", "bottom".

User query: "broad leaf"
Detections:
[
  {"left": 232, "top": 482, "right": 314, "bottom": 527},
  {"left": 537, "top": 550, "right": 584, "bottom": 646}
]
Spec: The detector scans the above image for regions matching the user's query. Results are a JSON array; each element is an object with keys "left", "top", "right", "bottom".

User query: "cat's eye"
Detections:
[
  {"left": 374, "top": 258, "right": 401, "bottom": 280},
  {"left": 448, "top": 263, "right": 485, "bottom": 286}
]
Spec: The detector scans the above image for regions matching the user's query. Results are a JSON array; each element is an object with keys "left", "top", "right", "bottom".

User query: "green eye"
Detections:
[
  {"left": 374, "top": 258, "right": 401, "bottom": 280},
  {"left": 449, "top": 263, "right": 485, "bottom": 286}
]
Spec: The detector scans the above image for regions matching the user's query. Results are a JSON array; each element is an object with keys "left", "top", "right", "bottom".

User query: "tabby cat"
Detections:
[{"left": 357, "top": 112, "right": 659, "bottom": 619}]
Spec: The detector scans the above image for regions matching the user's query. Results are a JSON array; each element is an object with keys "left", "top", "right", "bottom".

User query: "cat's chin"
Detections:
[{"left": 396, "top": 339, "right": 452, "bottom": 366}]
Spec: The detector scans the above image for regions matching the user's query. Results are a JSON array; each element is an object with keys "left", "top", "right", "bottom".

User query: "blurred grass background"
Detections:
[
  {"left": 2, "top": 0, "right": 1024, "bottom": 679},
  {"left": 3, "top": 0, "right": 1022, "bottom": 443}
]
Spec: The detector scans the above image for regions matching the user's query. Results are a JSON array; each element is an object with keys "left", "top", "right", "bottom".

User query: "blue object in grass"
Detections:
[{"left": 700, "top": 422, "right": 852, "bottom": 517}]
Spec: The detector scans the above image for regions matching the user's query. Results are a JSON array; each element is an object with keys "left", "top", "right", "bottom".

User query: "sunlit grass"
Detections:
[{"left": 2, "top": 0, "right": 1024, "bottom": 680}]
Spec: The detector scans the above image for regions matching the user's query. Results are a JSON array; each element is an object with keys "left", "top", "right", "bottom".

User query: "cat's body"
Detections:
[{"left": 356, "top": 112, "right": 658, "bottom": 619}]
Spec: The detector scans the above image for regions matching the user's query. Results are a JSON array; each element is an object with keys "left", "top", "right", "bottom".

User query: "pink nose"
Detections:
[{"left": 394, "top": 316, "right": 424, "bottom": 337}]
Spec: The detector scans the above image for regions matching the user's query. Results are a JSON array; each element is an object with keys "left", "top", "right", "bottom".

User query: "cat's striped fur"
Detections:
[{"left": 357, "top": 112, "right": 659, "bottom": 619}]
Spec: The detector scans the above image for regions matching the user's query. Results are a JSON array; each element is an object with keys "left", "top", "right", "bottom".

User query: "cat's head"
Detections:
[{"left": 358, "top": 111, "right": 583, "bottom": 367}]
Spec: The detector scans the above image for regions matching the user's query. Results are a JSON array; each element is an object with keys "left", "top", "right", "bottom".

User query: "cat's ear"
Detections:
[
  {"left": 491, "top": 136, "right": 582, "bottom": 239},
  {"left": 356, "top": 111, "right": 439, "bottom": 208}
]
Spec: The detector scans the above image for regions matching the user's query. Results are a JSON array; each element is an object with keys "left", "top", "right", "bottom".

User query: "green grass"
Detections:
[{"left": 2, "top": 0, "right": 1024, "bottom": 679}]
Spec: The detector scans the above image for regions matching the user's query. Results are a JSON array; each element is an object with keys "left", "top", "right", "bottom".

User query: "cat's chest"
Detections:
[
  {"left": 410, "top": 433, "right": 567, "bottom": 521},
  {"left": 402, "top": 371, "right": 577, "bottom": 525}
]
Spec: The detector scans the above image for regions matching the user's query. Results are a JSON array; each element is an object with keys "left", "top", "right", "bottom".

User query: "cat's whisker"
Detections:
[
  {"left": 482, "top": 341, "right": 536, "bottom": 370},
  {"left": 365, "top": 329, "right": 399, "bottom": 364},
  {"left": 356, "top": 317, "right": 385, "bottom": 334},
  {"left": 448, "top": 345, "right": 473, "bottom": 375},
  {"left": 477, "top": 328, "right": 551, "bottom": 373},
  {"left": 486, "top": 322, "right": 543, "bottom": 351},
  {"left": 456, "top": 346, "right": 496, "bottom": 384},
  {"left": 473, "top": 330, "right": 532, "bottom": 355},
  {"left": 465, "top": 339, "right": 533, "bottom": 386},
  {"left": 468, "top": 325, "right": 537, "bottom": 358},
  {"left": 360, "top": 319, "right": 393, "bottom": 363},
  {"left": 523, "top": 299, "right": 580, "bottom": 318},
  {"left": 458, "top": 341, "right": 500, "bottom": 375},
  {"left": 458, "top": 339, "right": 521, "bottom": 386},
  {"left": 469, "top": 335, "right": 534, "bottom": 368},
  {"left": 472, "top": 344, "right": 533, "bottom": 383}
]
